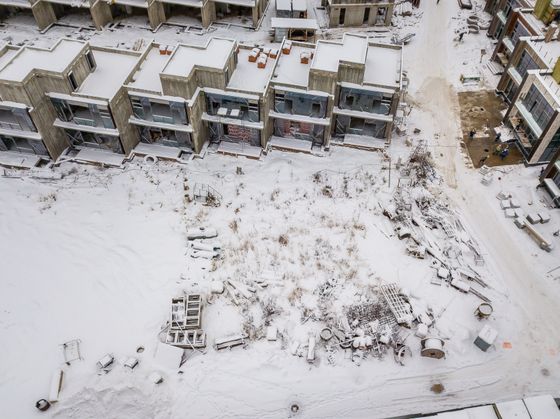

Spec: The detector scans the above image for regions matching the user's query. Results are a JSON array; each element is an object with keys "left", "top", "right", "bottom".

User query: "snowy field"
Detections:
[
  {"left": 1, "top": 145, "right": 559, "bottom": 419},
  {"left": 1, "top": 0, "right": 560, "bottom": 418}
]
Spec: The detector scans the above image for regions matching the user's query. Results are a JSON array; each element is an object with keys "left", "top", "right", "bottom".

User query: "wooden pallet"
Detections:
[{"left": 380, "top": 284, "right": 412, "bottom": 325}]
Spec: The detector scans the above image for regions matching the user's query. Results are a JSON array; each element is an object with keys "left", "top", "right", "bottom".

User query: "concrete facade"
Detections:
[
  {"left": 326, "top": 0, "right": 393, "bottom": 28},
  {"left": 0, "top": 34, "right": 403, "bottom": 165},
  {"left": 0, "top": 0, "right": 267, "bottom": 30}
]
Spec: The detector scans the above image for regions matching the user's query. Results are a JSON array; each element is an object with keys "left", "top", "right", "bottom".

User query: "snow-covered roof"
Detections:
[
  {"left": 271, "top": 43, "right": 314, "bottom": 87},
  {"left": 523, "top": 395, "right": 560, "bottom": 418},
  {"left": 128, "top": 45, "right": 172, "bottom": 94},
  {"left": 495, "top": 400, "right": 531, "bottom": 418},
  {"left": 227, "top": 47, "right": 276, "bottom": 94},
  {"left": 311, "top": 34, "right": 368, "bottom": 72},
  {"left": 276, "top": 0, "right": 306, "bottom": 10},
  {"left": 161, "top": 0, "right": 203, "bottom": 6},
  {"left": 363, "top": 43, "right": 402, "bottom": 88},
  {"left": 162, "top": 38, "right": 234, "bottom": 78},
  {"left": 111, "top": 0, "right": 149, "bottom": 8},
  {"left": 292, "top": 0, "right": 306, "bottom": 11},
  {"left": 0, "top": 45, "right": 19, "bottom": 72},
  {"left": 0, "top": 0, "right": 33, "bottom": 8},
  {"left": 76, "top": 48, "right": 140, "bottom": 100},
  {"left": 276, "top": 0, "right": 290, "bottom": 10},
  {"left": 212, "top": 0, "right": 255, "bottom": 6},
  {"left": 0, "top": 38, "right": 86, "bottom": 82},
  {"left": 530, "top": 38, "right": 560, "bottom": 69},
  {"left": 270, "top": 17, "right": 317, "bottom": 29}
]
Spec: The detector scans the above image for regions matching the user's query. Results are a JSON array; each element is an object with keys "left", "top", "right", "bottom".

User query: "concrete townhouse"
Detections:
[
  {"left": 0, "top": 38, "right": 142, "bottom": 167},
  {"left": 268, "top": 34, "right": 403, "bottom": 152},
  {"left": 0, "top": 0, "right": 266, "bottom": 30},
  {"left": 0, "top": 35, "right": 403, "bottom": 167},
  {"left": 322, "top": 0, "right": 394, "bottom": 28}
]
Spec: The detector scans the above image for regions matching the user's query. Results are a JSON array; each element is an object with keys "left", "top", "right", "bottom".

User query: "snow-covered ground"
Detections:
[{"left": 1, "top": 0, "right": 560, "bottom": 418}]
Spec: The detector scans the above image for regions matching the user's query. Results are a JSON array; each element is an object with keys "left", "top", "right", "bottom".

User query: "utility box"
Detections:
[{"left": 474, "top": 325, "right": 497, "bottom": 352}]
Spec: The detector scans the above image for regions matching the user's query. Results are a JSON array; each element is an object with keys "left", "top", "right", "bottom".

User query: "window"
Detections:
[
  {"left": 522, "top": 85, "right": 554, "bottom": 132},
  {"left": 345, "top": 95, "right": 354, "bottom": 107},
  {"left": 339, "top": 8, "right": 346, "bottom": 25},
  {"left": 510, "top": 21, "right": 530, "bottom": 47},
  {"left": 515, "top": 50, "right": 539, "bottom": 79},
  {"left": 68, "top": 71, "right": 78, "bottom": 91},
  {"left": 0, "top": 135, "right": 47, "bottom": 155},
  {"left": 130, "top": 97, "right": 144, "bottom": 119},
  {"left": 312, "top": 103, "right": 321, "bottom": 115},
  {"left": 99, "top": 108, "right": 115, "bottom": 129},
  {"left": 363, "top": 8, "right": 370, "bottom": 24},
  {"left": 86, "top": 50, "right": 96, "bottom": 71}
]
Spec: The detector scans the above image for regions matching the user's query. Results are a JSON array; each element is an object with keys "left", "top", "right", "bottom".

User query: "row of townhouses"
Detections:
[
  {"left": 0, "top": 0, "right": 394, "bottom": 30},
  {"left": 485, "top": 0, "right": 560, "bottom": 204},
  {"left": 0, "top": 33, "right": 403, "bottom": 167}
]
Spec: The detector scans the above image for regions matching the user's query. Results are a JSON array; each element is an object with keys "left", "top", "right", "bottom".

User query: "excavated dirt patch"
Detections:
[{"left": 458, "top": 90, "right": 523, "bottom": 168}]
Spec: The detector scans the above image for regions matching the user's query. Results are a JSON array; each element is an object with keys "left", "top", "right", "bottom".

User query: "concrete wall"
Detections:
[
  {"left": 328, "top": 2, "right": 393, "bottom": 28},
  {"left": 338, "top": 63, "right": 365, "bottom": 85},
  {"left": 91, "top": 0, "right": 113, "bottom": 30},
  {"left": 110, "top": 88, "right": 138, "bottom": 153},
  {"left": 0, "top": 76, "right": 70, "bottom": 159},
  {"left": 201, "top": 0, "right": 215, "bottom": 27},
  {"left": 309, "top": 69, "right": 337, "bottom": 95},
  {"left": 147, "top": 0, "right": 166, "bottom": 28},
  {"left": 261, "top": 87, "right": 273, "bottom": 147},
  {"left": 31, "top": 1, "right": 57, "bottom": 30},
  {"left": 188, "top": 89, "right": 208, "bottom": 153},
  {"left": 0, "top": 45, "right": 94, "bottom": 159}
]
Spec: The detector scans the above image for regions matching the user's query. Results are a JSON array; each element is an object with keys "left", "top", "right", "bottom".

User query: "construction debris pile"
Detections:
[
  {"left": 382, "top": 143, "right": 491, "bottom": 303},
  {"left": 160, "top": 145, "right": 504, "bottom": 373}
]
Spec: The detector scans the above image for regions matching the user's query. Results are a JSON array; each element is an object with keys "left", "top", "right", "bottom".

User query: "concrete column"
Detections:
[
  {"left": 384, "top": 4, "right": 393, "bottom": 25},
  {"left": 147, "top": 0, "right": 165, "bottom": 29},
  {"left": 91, "top": 0, "right": 113, "bottom": 30},
  {"left": 251, "top": 4, "right": 258, "bottom": 27},
  {"left": 31, "top": 1, "right": 57, "bottom": 30},
  {"left": 200, "top": 0, "right": 215, "bottom": 28}
]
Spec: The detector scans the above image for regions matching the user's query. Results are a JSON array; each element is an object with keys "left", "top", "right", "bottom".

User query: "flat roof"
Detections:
[
  {"left": 0, "top": 46, "right": 19, "bottom": 72},
  {"left": 495, "top": 399, "right": 531, "bottom": 419},
  {"left": 128, "top": 46, "right": 171, "bottom": 94},
  {"left": 162, "top": 38, "right": 234, "bottom": 78},
  {"left": 531, "top": 38, "right": 560, "bottom": 69},
  {"left": 76, "top": 48, "right": 140, "bottom": 100},
  {"left": 537, "top": 73, "right": 560, "bottom": 107},
  {"left": 311, "top": 34, "right": 368, "bottom": 72},
  {"left": 113, "top": 0, "right": 149, "bottom": 7},
  {"left": 271, "top": 44, "right": 314, "bottom": 87},
  {"left": 292, "top": 0, "right": 306, "bottom": 11},
  {"left": 227, "top": 48, "right": 276, "bottom": 94},
  {"left": 271, "top": 17, "right": 318, "bottom": 29},
  {"left": 363, "top": 43, "right": 402, "bottom": 88},
  {"left": 523, "top": 395, "right": 560, "bottom": 418},
  {"left": 276, "top": 0, "right": 290, "bottom": 10},
  {"left": 0, "top": 39, "right": 86, "bottom": 82}
]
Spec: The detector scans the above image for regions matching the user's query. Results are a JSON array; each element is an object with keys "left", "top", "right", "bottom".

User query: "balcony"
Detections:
[
  {"left": 502, "top": 36, "right": 514, "bottom": 54},
  {"left": 497, "top": 10, "right": 507, "bottom": 24}
]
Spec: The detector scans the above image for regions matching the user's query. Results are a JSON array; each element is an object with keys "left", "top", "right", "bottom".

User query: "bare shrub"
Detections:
[{"left": 278, "top": 234, "right": 289, "bottom": 246}]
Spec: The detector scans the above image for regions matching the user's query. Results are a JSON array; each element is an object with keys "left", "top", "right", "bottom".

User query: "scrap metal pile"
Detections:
[{"left": 382, "top": 143, "right": 491, "bottom": 303}]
